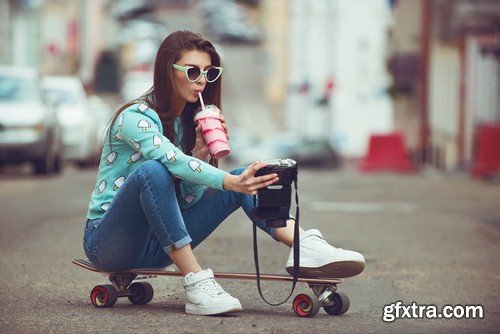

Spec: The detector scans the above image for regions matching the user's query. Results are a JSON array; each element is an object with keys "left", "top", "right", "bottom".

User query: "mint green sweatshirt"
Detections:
[{"left": 86, "top": 103, "right": 227, "bottom": 220}]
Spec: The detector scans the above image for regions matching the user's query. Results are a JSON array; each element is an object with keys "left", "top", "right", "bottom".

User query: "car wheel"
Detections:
[
  {"left": 34, "top": 149, "right": 57, "bottom": 175},
  {"left": 76, "top": 159, "right": 92, "bottom": 169},
  {"left": 53, "top": 152, "right": 64, "bottom": 174},
  {"left": 34, "top": 156, "right": 53, "bottom": 175}
]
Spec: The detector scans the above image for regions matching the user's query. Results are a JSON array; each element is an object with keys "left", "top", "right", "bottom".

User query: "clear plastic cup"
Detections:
[{"left": 193, "top": 105, "right": 231, "bottom": 159}]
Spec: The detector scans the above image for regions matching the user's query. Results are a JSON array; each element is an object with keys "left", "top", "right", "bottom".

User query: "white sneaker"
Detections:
[
  {"left": 181, "top": 269, "right": 242, "bottom": 315},
  {"left": 285, "top": 229, "right": 365, "bottom": 278}
]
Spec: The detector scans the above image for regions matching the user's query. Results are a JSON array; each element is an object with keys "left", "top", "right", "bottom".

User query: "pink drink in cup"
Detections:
[{"left": 194, "top": 93, "right": 230, "bottom": 159}]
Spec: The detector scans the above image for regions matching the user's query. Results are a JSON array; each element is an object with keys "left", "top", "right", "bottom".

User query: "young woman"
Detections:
[{"left": 83, "top": 30, "right": 365, "bottom": 316}]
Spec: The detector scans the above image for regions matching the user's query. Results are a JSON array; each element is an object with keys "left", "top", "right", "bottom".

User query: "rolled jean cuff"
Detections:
[{"left": 162, "top": 235, "right": 192, "bottom": 254}]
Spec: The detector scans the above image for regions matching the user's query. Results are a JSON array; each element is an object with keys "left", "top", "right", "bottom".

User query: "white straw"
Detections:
[{"left": 198, "top": 92, "right": 205, "bottom": 109}]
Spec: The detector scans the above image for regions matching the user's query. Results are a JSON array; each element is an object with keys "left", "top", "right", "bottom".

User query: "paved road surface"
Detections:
[{"left": 0, "top": 165, "right": 499, "bottom": 333}]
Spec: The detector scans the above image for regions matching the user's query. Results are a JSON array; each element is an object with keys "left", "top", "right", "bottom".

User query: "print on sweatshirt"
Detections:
[{"left": 86, "top": 103, "right": 227, "bottom": 220}]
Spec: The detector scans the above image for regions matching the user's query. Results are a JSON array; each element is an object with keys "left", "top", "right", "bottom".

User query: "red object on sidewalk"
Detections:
[
  {"left": 470, "top": 123, "right": 500, "bottom": 178},
  {"left": 359, "top": 132, "right": 415, "bottom": 172}
]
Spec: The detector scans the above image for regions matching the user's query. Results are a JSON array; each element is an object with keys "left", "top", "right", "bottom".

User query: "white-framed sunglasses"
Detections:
[{"left": 172, "top": 64, "right": 223, "bottom": 83}]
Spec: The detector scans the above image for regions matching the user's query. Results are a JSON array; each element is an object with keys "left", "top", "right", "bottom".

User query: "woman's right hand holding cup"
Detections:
[{"left": 223, "top": 161, "right": 279, "bottom": 195}]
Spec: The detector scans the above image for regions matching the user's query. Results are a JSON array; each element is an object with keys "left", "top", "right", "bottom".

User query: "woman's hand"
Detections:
[
  {"left": 222, "top": 161, "right": 279, "bottom": 195},
  {"left": 193, "top": 123, "right": 210, "bottom": 160}
]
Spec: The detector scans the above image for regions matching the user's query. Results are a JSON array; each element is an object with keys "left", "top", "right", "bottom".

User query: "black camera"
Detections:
[{"left": 252, "top": 159, "right": 298, "bottom": 228}]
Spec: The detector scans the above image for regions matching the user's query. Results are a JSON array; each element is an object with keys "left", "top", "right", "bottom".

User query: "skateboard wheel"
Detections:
[
  {"left": 90, "top": 284, "right": 118, "bottom": 308},
  {"left": 128, "top": 282, "right": 154, "bottom": 305},
  {"left": 293, "top": 293, "right": 320, "bottom": 317},
  {"left": 324, "top": 292, "right": 350, "bottom": 315}
]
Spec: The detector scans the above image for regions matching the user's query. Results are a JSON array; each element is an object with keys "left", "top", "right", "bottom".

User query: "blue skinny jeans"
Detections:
[{"left": 83, "top": 160, "right": 278, "bottom": 271}]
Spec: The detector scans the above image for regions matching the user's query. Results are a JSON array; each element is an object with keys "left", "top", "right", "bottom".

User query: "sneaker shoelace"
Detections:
[
  {"left": 199, "top": 278, "right": 225, "bottom": 296},
  {"left": 309, "top": 236, "right": 344, "bottom": 251},
  {"left": 308, "top": 235, "right": 330, "bottom": 247}
]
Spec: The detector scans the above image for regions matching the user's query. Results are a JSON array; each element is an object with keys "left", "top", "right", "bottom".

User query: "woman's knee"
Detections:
[{"left": 136, "top": 160, "right": 174, "bottom": 186}]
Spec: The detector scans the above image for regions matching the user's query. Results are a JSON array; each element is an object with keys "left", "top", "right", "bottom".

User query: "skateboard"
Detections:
[{"left": 72, "top": 258, "right": 350, "bottom": 317}]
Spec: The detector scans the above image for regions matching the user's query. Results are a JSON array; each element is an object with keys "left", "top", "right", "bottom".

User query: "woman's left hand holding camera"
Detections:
[{"left": 222, "top": 161, "right": 279, "bottom": 195}]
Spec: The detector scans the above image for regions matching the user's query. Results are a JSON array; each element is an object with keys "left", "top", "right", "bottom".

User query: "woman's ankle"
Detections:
[
  {"left": 276, "top": 219, "right": 304, "bottom": 247},
  {"left": 168, "top": 244, "right": 202, "bottom": 276}
]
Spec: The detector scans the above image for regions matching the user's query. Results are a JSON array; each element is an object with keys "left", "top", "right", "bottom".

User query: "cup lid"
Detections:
[{"left": 194, "top": 105, "right": 220, "bottom": 120}]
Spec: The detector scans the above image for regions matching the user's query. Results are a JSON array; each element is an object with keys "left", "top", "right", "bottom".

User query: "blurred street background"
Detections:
[{"left": 0, "top": 0, "right": 499, "bottom": 333}]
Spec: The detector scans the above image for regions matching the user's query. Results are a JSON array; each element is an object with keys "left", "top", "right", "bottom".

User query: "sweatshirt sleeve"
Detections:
[
  {"left": 119, "top": 105, "right": 227, "bottom": 190},
  {"left": 178, "top": 179, "right": 207, "bottom": 206}
]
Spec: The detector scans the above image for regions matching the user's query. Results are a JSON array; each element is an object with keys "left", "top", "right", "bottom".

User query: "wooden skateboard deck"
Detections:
[
  {"left": 73, "top": 258, "right": 341, "bottom": 284},
  {"left": 72, "top": 258, "right": 350, "bottom": 317}
]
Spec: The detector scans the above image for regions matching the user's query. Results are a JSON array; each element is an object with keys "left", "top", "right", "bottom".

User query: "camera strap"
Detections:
[{"left": 252, "top": 178, "right": 300, "bottom": 306}]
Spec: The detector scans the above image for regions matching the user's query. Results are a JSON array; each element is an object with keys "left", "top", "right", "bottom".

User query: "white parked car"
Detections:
[
  {"left": 42, "top": 76, "right": 99, "bottom": 166},
  {"left": 0, "top": 66, "right": 64, "bottom": 174},
  {"left": 121, "top": 71, "right": 153, "bottom": 103}
]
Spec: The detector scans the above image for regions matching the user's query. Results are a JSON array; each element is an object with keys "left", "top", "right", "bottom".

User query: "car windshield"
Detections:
[
  {"left": 44, "top": 88, "right": 78, "bottom": 106},
  {"left": 0, "top": 75, "right": 41, "bottom": 101}
]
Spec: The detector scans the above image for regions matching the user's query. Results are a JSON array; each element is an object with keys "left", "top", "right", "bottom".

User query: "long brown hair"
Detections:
[{"left": 107, "top": 30, "right": 222, "bottom": 166}]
